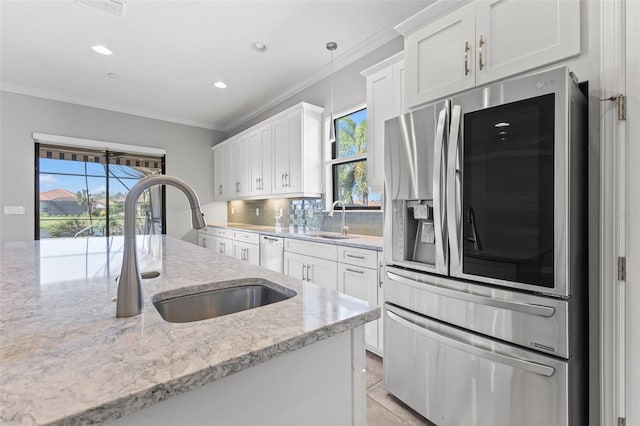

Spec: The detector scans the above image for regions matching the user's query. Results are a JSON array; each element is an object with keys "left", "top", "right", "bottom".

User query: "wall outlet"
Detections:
[
  {"left": 4, "top": 205, "right": 25, "bottom": 215},
  {"left": 256, "top": 208, "right": 260, "bottom": 216}
]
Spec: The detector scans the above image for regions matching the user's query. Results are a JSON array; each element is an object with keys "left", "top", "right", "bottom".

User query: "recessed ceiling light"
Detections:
[
  {"left": 250, "top": 42, "right": 267, "bottom": 52},
  {"left": 107, "top": 72, "right": 120, "bottom": 79},
  {"left": 214, "top": 81, "right": 227, "bottom": 89},
  {"left": 91, "top": 45, "right": 113, "bottom": 55},
  {"left": 494, "top": 122, "right": 510, "bottom": 128}
]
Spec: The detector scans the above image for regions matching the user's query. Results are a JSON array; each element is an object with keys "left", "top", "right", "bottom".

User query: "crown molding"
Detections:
[{"left": 0, "top": 83, "right": 224, "bottom": 131}]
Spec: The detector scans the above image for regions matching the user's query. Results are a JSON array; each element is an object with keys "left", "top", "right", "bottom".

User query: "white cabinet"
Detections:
[
  {"left": 198, "top": 227, "right": 217, "bottom": 251},
  {"left": 232, "top": 231, "right": 260, "bottom": 266},
  {"left": 214, "top": 236, "right": 233, "bottom": 257},
  {"left": 337, "top": 246, "right": 384, "bottom": 353},
  {"left": 212, "top": 102, "right": 323, "bottom": 201},
  {"left": 248, "top": 123, "right": 272, "bottom": 197},
  {"left": 213, "top": 143, "right": 232, "bottom": 201},
  {"left": 230, "top": 135, "right": 250, "bottom": 197},
  {"left": 398, "top": 0, "right": 580, "bottom": 107},
  {"left": 361, "top": 52, "right": 405, "bottom": 192},
  {"left": 271, "top": 104, "right": 323, "bottom": 197},
  {"left": 284, "top": 238, "right": 338, "bottom": 291}
]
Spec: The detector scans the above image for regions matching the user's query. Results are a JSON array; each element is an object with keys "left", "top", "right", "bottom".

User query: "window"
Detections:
[
  {"left": 329, "top": 108, "right": 381, "bottom": 209},
  {"left": 36, "top": 144, "right": 165, "bottom": 239}
]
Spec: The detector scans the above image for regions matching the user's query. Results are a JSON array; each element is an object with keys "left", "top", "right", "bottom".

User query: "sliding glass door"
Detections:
[{"left": 36, "top": 144, "right": 165, "bottom": 239}]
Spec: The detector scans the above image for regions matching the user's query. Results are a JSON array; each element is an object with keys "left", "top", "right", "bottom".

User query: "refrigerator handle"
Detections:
[
  {"left": 447, "top": 105, "right": 462, "bottom": 269},
  {"left": 433, "top": 107, "right": 448, "bottom": 271},
  {"left": 386, "top": 271, "right": 556, "bottom": 317},
  {"left": 386, "top": 308, "right": 556, "bottom": 377}
]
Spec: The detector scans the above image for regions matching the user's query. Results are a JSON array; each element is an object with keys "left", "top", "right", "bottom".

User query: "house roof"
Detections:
[{"left": 40, "top": 188, "right": 76, "bottom": 201}]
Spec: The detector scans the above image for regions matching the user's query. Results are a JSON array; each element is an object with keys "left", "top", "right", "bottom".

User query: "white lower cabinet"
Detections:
[
  {"left": 337, "top": 246, "right": 384, "bottom": 353},
  {"left": 214, "top": 236, "right": 233, "bottom": 257},
  {"left": 233, "top": 240, "right": 259, "bottom": 266},
  {"left": 284, "top": 250, "right": 338, "bottom": 292},
  {"left": 338, "top": 263, "right": 379, "bottom": 349}
]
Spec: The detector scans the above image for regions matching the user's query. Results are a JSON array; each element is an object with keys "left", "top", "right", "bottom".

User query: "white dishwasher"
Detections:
[{"left": 259, "top": 235, "right": 284, "bottom": 273}]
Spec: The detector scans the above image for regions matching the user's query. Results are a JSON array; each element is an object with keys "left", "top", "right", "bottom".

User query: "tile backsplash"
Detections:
[{"left": 227, "top": 197, "right": 383, "bottom": 237}]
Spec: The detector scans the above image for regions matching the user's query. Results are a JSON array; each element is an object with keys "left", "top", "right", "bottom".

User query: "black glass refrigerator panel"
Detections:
[{"left": 462, "top": 94, "right": 555, "bottom": 287}]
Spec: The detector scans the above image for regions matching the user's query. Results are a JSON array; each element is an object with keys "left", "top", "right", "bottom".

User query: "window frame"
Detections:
[{"left": 324, "top": 104, "right": 381, "bottom": 211}]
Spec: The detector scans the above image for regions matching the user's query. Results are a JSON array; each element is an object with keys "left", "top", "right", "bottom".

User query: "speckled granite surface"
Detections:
[
  {"left": 207, "top": 223, "right": 384, "bottom": 251},
  {"left": 0, "top": 236, "right": 379, "bottom": 425}
]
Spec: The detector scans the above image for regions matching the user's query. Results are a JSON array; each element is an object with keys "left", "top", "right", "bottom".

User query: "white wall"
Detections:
[{"left": 0, "top": 91, "right": 227, "bottom": 242}]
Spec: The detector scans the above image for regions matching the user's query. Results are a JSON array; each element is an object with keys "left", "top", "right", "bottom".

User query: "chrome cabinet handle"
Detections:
[
  {"left": 284, "top": 172, "right": 289, "bottom": 188},
  {"left": 306, "top": 264, "right": 311, "bottom": 282},
  {"left": 346, "top": 267, "right": 364, "bottom": 275},
  {"left": 202, "top": 237, "right": 207, "bottom": 248},
  {"left": 386, "top": 271, "right": 556, "bottom": 317},
  {"left": 378, "top": 262, "right": 384, "bottom": 288},
  {"left": 447, "top": 105, "right": 462, "bottom": 270},
  {"left": 433, "top": 107, "right": 448, "bottom": 272},
  {"left": 464, "top": 41, "right": 470, "bottom": 76},
  {"left": 386, "top": 308, "right": 555, "bottom": 377},
  {"left": 346, "top": 254, "right": 365, "bottom": 260},
  {"left": 478, "top": 35, "right": 485, "bottom": 70},
  {"left": 218, "top": 184, "right": 223, "bottom": 195},
  {"left": 281, "top": 172, "right": 285, "bottom": 188},
  {"left": 302, "top": 264, "right": 307, "bottom": 281}
]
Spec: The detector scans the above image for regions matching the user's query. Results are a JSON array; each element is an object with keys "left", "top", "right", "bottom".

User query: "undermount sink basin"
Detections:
[
  {"left": 308, "top": 232, "right": 354, "bottom": 240},
  {"left": 152, "top": 280, "right": 296, "bottom": 323}
]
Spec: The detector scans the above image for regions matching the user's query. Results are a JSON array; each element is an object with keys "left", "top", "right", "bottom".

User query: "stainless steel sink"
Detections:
[
  {"left": 152, "top": 280, "right": 295, "bottom": 323},
  {"left": 308, "top": 232, "right": 354, "bottom": 240}
]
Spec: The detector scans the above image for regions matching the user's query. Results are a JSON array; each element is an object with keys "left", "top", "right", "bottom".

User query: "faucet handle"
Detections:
[{"left": 342, "top": 225, "right": 350, "bottom": 236}]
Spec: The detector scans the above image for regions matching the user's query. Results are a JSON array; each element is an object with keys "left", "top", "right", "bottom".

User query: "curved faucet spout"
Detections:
[{"left": 116, "top": 175, "right": 206, "bottom": 318}]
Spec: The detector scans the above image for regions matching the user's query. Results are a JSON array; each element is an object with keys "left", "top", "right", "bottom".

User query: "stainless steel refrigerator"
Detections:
[{"left": 382, "top": 66, "right": 588, "bottom": 426}]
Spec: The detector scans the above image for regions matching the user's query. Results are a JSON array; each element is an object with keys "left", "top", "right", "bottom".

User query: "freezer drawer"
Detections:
[
  {"left": 384, "top": 304, "right": 583, "bottom": 426},
  {"left": 385, "top": 266, "right": 571, "bottom": 358}
]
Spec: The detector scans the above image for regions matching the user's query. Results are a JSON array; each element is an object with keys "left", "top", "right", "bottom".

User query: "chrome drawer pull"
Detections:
[
  {"left": 346, "top": 254, "right": 365, "bottom": 260},
  {"left": 346, "top": 268, "right": 364, "bottom": 275},
  {"left": 386, "top": 308, "right": 555, "bottom": 377},
  {"left": 386, "top": 271, "right": 555, "bottom": 317}
]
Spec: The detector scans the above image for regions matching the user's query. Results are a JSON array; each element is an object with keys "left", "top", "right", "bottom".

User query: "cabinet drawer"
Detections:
[
  {"left": 213, "top": 228, "right": 234, "bottom": 239},
  {"left": 284, "top": 238, "right": 337, "bottom": 261},
  {"left": 233, "top": 231, "right": 259, "bottom": 244},
  {"left": 337, "top": 246, "right": 378, "bottom": 269}
]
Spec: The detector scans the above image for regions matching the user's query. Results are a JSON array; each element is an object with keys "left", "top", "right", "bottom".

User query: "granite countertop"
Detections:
[
  {"left": 0, "top": 236, "right": 379, "bottom": 425},
  {"left": 207, "top": 223, "right": 384, "bottom": 251}
]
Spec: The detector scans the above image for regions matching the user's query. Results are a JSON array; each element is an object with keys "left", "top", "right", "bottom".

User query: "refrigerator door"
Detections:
[
  {"left": 384, "top": 303, "right": 578, "bottom": 426},
  {"left": 384, "top": 266, "right": 570, "bottom": 357},
  {"left": 447, "top": 67, "right": 584, "bottom": 298},
  {"left": 384, "top": 101, "right": 448, "bottom": 275}
]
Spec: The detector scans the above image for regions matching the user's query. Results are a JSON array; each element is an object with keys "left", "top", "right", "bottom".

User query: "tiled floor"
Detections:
[{"left": 365, "top": 351, "right": 435, "bottom": 426}]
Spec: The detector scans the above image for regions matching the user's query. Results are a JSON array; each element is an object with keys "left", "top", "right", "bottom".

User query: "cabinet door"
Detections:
[
  {"left": 337, "top": 263, "right": 378, "bottom": 348},
  {"left": 249, "top": 124, "right": 272, "bottom": 197},
  {"left": 307, "top": 256, "right": 338, "bottom": 291},
  {"left": 213, "top": 144, "right": 231, "bottom": 201},
  {"left": 366, "top": 65, "right": 394, "bottom": 193},
  {"left": 405, "top": 2, "right": 475, "bottom": 107},
  {"left": 214, "top": 236, "right": 233, "bottom": 257},
  {"left": 284, "top": 251, "right": 307, "bottom": 281},
  {"left": 272, "top": 109, "right": 302, "bottom": 194},
  {"left": 198, "top": 233, "right": 215, "bottom": 250},
  {"left": 233, "top": 241, "right": 260, "bottom": 265},
  {"left": 230, "top": 136, "right": 249, "bottom": 197},
  {"left": 475, "top": 0, "right": 580, "bottom": 85}
]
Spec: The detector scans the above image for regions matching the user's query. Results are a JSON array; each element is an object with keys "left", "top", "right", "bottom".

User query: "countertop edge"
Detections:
[
  {"left": 46, "top": 309, "right": 380, "bottom": 426},
  {"left": 205, "top": 223, "right": 383, "bottom": 251}
]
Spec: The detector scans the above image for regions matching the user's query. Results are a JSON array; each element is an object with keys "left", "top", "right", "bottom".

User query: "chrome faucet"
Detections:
[
  {"left": 329, "top": 200, "right": 349, "bottom": 236},
  {"left": 116, "top": 175, "right": 206, "bottom": 318}
]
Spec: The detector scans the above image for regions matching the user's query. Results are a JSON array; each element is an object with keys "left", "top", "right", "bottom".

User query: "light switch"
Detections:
[{"left": 4, "top": 205, "right": 25, "bottom": 215}]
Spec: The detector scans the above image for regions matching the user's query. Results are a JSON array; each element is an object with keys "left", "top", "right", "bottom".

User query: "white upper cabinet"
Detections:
[
  {"left": 212, "top": 102, "right": 323, "bottom": 200},
  {"left": 405, "top": 3, "right": 475, "bottom": 107},
  {"left": 361, "top": 52, "right": 405, "bottom": 193},
  {"left": 213, "top": 142, "right": 231, "bottom": 201},
  {"left": 398, "top": 0, "right": 580, "bottom": 108},
  {"left": 474, "top": 0, "right": 580, "bottom": 85},
  {"left": 248, "top": 123, "right": 272, "bottom": 197},
  {"left": 271, "top": 103, "right": 323, "bottom": 197},
  {"left": 230, "top": 135, "right": 250, "bottom": 197}
]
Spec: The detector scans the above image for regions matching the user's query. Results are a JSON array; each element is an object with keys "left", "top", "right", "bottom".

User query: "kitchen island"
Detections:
[{"left": 0, "top": 236, "right": 379, "bottom": 425}]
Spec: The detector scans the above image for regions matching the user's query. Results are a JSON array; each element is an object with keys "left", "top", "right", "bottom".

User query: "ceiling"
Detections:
[{"left": 0, "top": 1, "right": 432, "bottom": 132}]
